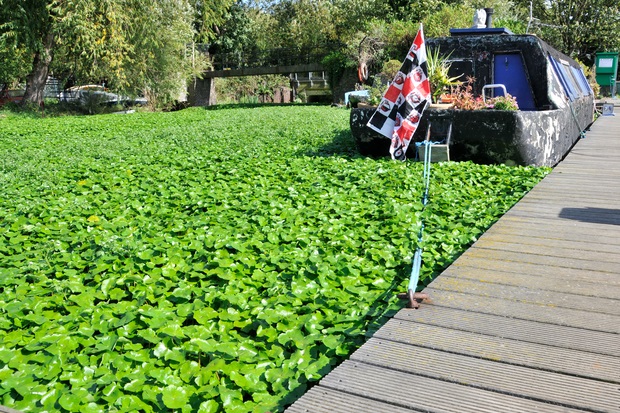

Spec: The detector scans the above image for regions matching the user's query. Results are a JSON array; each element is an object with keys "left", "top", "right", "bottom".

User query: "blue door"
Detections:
[{"left": 493, "top": 53, "right": 536, "bottom": 110}]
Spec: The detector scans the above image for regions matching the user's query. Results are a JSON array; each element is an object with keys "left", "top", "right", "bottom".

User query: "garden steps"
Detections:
[{"left": 285, "top": 113, "right": 620, "bottom": 412}]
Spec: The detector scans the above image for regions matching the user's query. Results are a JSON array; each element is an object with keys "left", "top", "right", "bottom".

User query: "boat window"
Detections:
[
  {"left": 446, "top": 59, "right": 473, "bottom": 82},
  {"left": 571, "top": 66, "right": 592, "bottom": 96},
  {"left": 548, "top": 55, "right": 591, "bottom": 101},
  {"left": 549, "top": 56, "right": 573, "bottom": 100},
  {"left": 562, "top": 63, "right": 586, "bottom": 95}
]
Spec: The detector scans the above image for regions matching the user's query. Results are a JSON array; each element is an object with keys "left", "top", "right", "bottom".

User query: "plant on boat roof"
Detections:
[
  {"left": 487, "top": 94, "right": 519, "bottom": 110},
  {"left": 450, "top": 77, "right": 519, "bottom": 111},
  {"left": 368, "top": 52, "right": 463, "bottom": 107},
  {"left": 427, "top": 47, "right": 462, "bottom": 103}
]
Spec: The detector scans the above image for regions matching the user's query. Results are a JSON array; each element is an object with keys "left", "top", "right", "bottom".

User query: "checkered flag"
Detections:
[{"left": 367, "top": 24, "right": 431, "bottom": 160}]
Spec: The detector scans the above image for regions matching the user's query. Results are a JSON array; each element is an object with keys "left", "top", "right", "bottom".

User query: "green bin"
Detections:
[{"left": 595, "top": 52, "right": 618, "bottom": 96}]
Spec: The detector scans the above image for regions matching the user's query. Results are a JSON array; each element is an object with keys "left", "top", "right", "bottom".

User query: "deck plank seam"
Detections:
[
  {"left": 389, "top": 317, "right": 620, "bottom": 357},
  {"left": 468, "top": 245, "right": 620, "bottom": 268},
  {"left": 367, "top": 332, "right": 620, "bottom": 386},
  {"left": 436, "top": 271, "right": 620, "bottom": 300},
  {"left": 316, "top": 381, "right": 429, "bottom": 413},
  {"left": 390, "top": 311, "right": 620, "bottom": 351},
  {"left": 427, "top": 281, "right": 620, "bottom": 310},
  {"left": 451, "top": 256, "right": 620, "bottom": 282},
  {"left": 392, "top": 303, "right": 620, "bottom": 336},
  {"left": 341, "top": 358, "right": 612, "bottom": 413},
  {"left": 480, "top": 231, "right": 620, "bottom": 248}
]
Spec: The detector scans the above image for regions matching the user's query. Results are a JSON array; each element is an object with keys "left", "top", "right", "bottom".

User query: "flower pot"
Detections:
[{"left": 430, "top": 103, "right": 453, "bottom": 109}]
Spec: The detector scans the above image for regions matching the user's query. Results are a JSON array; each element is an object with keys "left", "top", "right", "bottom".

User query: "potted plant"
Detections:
[
  {"left": 450, "top": 77, "right": 519, "bottom": 111},
  {"left": 426, "top": 48, "right": 462, "bottom": 106}
]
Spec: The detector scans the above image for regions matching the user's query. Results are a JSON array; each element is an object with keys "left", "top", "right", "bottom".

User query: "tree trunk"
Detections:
[{"left": 22, "top": 32, "right": 55, "bottom": 105}]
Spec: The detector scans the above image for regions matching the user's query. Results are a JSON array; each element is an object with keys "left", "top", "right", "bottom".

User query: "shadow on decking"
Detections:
[{"left": 559, "top": 207, "right": 620, "bottom": 225}]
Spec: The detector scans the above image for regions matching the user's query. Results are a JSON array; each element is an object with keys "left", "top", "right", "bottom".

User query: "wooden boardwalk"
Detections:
[{"left": 286, "top": 113, "right": 620, "bottom": 413}]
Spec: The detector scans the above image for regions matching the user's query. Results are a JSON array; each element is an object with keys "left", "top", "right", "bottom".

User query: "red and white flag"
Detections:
[{"left": 367, "top": 25, "right": 431, "bottom": 161}]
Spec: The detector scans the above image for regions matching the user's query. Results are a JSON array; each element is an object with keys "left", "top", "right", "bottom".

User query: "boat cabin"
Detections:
[{"left": 351, "top": 30, "right": 595, "bottom": 166}]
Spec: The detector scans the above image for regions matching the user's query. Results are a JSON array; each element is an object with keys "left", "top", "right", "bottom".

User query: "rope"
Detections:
[{"left": 567, "top": 98, "right": 586, "bottom": 139}]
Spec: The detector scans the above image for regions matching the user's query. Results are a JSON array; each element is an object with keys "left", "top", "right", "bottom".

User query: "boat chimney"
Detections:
[{"left": 484, "top": 8, "right": 494, "bottom": 28}]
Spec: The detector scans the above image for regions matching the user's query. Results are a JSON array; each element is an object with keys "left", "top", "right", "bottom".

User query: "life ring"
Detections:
[{"left": 358, "top": 62, "right": 369, "bottom": 83}]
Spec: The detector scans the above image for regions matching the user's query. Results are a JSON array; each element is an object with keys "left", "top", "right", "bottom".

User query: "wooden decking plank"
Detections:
[
  {"left": 463, "top": 245, "right": 619, "bottom": 274},
  {"left": 483, "top": 219, "right": 620, "bottom": 246},
  {"left": 525, "top": 182, "right": 620, "bottom": 196},
  {"left": 525, "top": 178, "right": 620, "bottom": 189},
  {"left": 507, "top": 201, "right": 620, "bottom": 218},
  {"left": 439, "top": 265, "right": 620, "bottom": 300},
  {"left": 431, "top": 274, "right": 620, "bottom": 313},
  {"left": 469, "top": 240, "right": 620, "bottom": 265},
  {"left": 392, "top": 305, "right": 620, "bottom": 357},
  {"left": 554, "top": 163, "right": 620, "bottom": 171},
  {"left": 451, "top": 253, "right": 620, "bottom": 286},
  {"left": 317, "top": 361, "right": 593, "bottom": 413},
  {"left": 285, "top": 387, "right": 413, "bottom": 413},
  {"left": 514, "top": 196, "right": 620, "bottom": 209},
  {"left": 507, "top": 204, "right": 620, "bottom": 219},
  {"left": 541, "top": 166, "right": 620, "bottom": 175},
  {"left": 352, "top": 338, "right": 620, "bottom": 412},
  {"left": 373, "top": 316, "right": 620, "bottom": 382},
  {"left": 504, "top": 208, "right": 620, "bottom": 226},
  {"left": 421, "top": 286, "right": 620, "bottom": 332},
  {"left": 520, "top": 192, "right": 620, "bottom": 203},
  {"left": 477, "top": 231, "right": 620, "bottom": 256},
  {"left": 498, "top": 213, "right": 620, "bottom": 235}
]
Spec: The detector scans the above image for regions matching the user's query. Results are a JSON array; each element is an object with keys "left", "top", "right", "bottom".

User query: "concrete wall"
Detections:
[{"left": 187, "top": 78, "right": 216, "bottom": 106}]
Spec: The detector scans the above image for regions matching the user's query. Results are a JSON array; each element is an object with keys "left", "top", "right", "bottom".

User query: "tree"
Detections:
[
  {"left": 190, "top": 0, "right": 235, "bottom": 42},
  {"left": 517, "top": 0, "right": 620, "bottom": 65},
  {"left": 0, "top": 0, "right": 233, "bottom": 106},
  {"left": 208, "top": 1, "right": 256, "bottom": 66},
  {"left": 0, "top": 0, "right": 55, "bottom": 103}
]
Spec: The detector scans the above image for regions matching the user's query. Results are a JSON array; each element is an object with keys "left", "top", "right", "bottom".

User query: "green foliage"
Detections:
[
  {"left": 427, "top": 48, "right": 463, "bottom": 103},
  {"left": 423, "top": 3, "right": 472, "bottom": 38},
  {"left": 364, "top": 75, "right": 387, "bottom": 106},
  {"left": 373, "top": 19, "right": 420, "bottom": 62},
  {"left": 260, "top": 0, "right": 337, "bottom": 51},
  {"left": 215, "top": 75, "right": 290, "bottom": 104},
  {"left": 381, "top": 60, "right": 402, "bottom": 80},
  {"left": 190, "top": 0, "right": 235, "bottom": 43},
  {"left": 330, "top": 0, "right": 391, "bottom": 37},
  {"left": 0, "top": 40, "right": 30, "bottom": 84},
  {"left": 0, "top": 106, "right": 549, "bottom": 412},
  {"left": 209, "top": 2, "right": 255, "bottom": 58},
  {"left": 322, "top": 51, "right": 358, "bottom": 91},
  {"left": 2, "top": 0, "right": 232, "bottom": 106},
  {"left": 526, "top": 0, "right": 620, "bottom": 65},
  {"left": 448, "top": 77, "right": 519, "bottom": 110},
  {"left": 487, "top": 95, "right": 519, "bottom": 110}
]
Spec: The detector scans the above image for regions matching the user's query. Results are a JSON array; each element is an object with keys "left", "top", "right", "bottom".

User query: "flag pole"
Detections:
[
  {"left": 365, "top": 23, "right": 431, "bottom": 308},
  {"left": 407, "top": 124, "right": 432, "bottom": 309}
]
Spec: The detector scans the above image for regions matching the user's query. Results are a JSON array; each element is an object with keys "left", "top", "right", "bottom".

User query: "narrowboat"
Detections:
[{"left": 351, "top": 28, "right": 595, "bottom": 166}]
